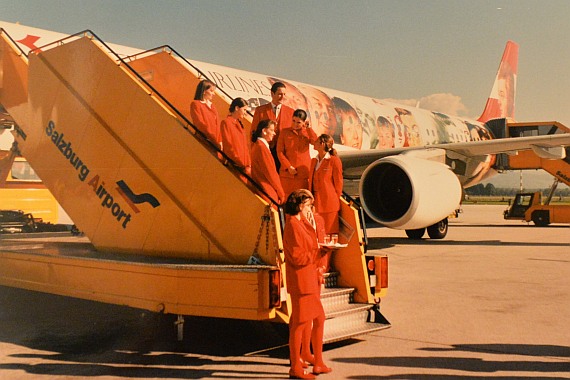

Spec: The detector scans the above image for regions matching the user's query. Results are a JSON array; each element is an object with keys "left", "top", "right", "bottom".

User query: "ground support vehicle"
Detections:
[
  {"left": 0, "top": 29, "right": 389, "bottom": 341},
  {"left": 504, "top": 190, "right": 570, "bottom": 226}
]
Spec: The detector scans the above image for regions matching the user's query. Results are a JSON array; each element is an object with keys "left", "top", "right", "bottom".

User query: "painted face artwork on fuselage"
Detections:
[{"left": 198, "top": 64, "right": 493, "bottom": 151}]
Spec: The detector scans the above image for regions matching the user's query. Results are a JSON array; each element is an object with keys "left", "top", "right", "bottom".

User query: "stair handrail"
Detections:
[
  {"left": 122, "top": 45, "right": 256, "bottom": 119},
  {"left": 0, "top": 28, "right": 29, "bottom": 59}
]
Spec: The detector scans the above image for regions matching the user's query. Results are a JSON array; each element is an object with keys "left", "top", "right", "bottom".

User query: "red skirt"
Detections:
[{"left": 291, "top": 293, "right": 324, "bottom": 324}]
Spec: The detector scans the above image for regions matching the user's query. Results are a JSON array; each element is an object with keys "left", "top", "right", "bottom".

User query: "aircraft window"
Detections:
[{"left": 10, "top": 161, "right": 42, "bottom": 182}]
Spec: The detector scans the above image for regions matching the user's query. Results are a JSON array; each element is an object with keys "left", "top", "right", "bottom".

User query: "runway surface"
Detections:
[{"left": 0, "top": 204, "right": 568, "bottom": 379}]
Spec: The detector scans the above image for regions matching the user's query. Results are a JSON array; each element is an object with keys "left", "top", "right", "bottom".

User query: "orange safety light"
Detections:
[
  {"left": 367, "top": 258, "right": 375, "bottom": 272},
  {"left": 379, "top": 256, "right": 388, "bottom": 289}
]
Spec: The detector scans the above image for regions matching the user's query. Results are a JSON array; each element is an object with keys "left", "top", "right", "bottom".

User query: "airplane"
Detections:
[{"left": 1, "top": 21, "right": 569, "bottom": 240}]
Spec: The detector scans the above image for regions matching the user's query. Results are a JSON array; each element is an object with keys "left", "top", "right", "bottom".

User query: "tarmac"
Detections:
[{"left": 0, "top": 204, "right": 568, "bottom": 379}]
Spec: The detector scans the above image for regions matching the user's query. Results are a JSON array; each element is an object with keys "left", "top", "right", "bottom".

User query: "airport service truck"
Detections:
[
  {"left": 0, "top": 29, "right": 389, "bottom": 342},
  {"left": 504, "top": 191, "right": 570, "bottom": 226}
]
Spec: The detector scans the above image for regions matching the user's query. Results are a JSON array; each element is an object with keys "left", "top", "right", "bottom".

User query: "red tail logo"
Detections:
[{"left": 478, "top": 41, "right": 518, "bottom": 123}]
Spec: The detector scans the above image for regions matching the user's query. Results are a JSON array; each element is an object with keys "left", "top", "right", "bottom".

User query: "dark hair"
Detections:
[
  {"left": 293, "top": 109, "right": 308, "bottom": 121},
  {"left": 332, "top": 97, "right": 358, "bottom": 143},
  {"left": 284, "top": 189, "right": 314, "bottom": 216},
  {"left": 377, "top": 116, "right": 395, "bottom": 136},
  {"left": 194, "top": 79, "right": 216, "bottom": 101},
  {"left": 316, "top": 134, "right": 337, "bottom": 156},
  {"left": 229, "top": 97, "right": 248, "bottom": 113},
  {"left": 377, "top": 116, "right": 391, "bottom": 127},
  {"left": 271, "top": 81, "right": 286, "bottom": 94},
  {"left": 251, "top": 119, "right": 276, "bottom": 142}
]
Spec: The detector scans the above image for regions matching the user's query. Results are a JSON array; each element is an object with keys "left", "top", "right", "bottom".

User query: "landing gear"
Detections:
[
  {"left": 427, "top": 218, "right": 448, "bottom": 239},
  {"left": 405, "top": 228, "right": 425, "bottom": 239},
  {"left": 175, "top": 314, "right": 184, "bottom": 341}
]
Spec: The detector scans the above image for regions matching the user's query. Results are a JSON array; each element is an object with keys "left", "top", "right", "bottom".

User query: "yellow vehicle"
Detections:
[
  {"left": 504, "top": 191, "right": 570, "bottom": 226},
  {"left": 0, "top": 156, "right": 62, "bottom": 224},
  {"left": 0, "top": 27, "right": 389, "bottom": 341}
]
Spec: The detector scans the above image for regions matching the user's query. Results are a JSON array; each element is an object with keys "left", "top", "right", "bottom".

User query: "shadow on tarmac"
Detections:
[
  {"left": 338, "top": 345, "right": 570, "bottom": 379},
  {"left": 0, "top": 285, "right": 361, "bottom": 378},
  {"left": 367, "top": 236, "right": 569, "bottom": 250},
  {"left": 0, "top": 285, "right": 282, "bottom": 377}
]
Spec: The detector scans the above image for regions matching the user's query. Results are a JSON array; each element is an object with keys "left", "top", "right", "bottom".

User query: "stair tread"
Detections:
[
  {"left": 324, "top": 302, "right": 372, "bottom": 317},
  {"left": 321, "top": 287, "right": 354, "bottom": 297},
  {"left": 324, "top": 320, "right": 391, "bottom": 344}
]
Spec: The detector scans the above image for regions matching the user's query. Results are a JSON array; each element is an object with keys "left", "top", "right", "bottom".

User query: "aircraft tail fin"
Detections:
[{"left": 478, "top": 41, "right": 519, "bottom": 123}]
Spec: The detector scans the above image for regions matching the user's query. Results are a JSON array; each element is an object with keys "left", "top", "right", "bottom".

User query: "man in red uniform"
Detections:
[{"left": 251, "top": 81, "right": 294, "bottom": 170}]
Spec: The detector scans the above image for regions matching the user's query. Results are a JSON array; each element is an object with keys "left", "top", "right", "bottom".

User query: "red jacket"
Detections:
[
  {"left": 283, "top": 215, "right": 320, "bottom": 296},
  {"left": 309, "top": 155, "right": 343, "bottom": 214},
  {"left": 190, "top": 100, "right": 220, "bottom": 144},
  {"left": 251, "top": 103, "right": 294, "bottom": 148},
  {"left": 221, "top": 116, "right": 251, "bottom": 169},
  {"left": 251, "top": 139, "right": 285, "bottom": 203},
  {"left": 277, "top": 127, "right": 318, "bottom": 180}
]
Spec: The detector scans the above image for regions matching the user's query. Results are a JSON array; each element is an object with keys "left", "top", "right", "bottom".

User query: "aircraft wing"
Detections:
[{"left": 339, "top": 132, "right": 570, "bottom": 176}]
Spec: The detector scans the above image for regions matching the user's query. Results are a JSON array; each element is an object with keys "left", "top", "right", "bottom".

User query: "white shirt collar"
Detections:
[
  {"left": 258, "top": 137, "right": 270, "bottom": 149},
  {"left": 315, "top": 152, "right": 330, "bottom": 171}
]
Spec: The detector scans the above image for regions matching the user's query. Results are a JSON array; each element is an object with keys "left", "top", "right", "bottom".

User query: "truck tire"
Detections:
[
  {"left": 427, "top": 218, "right": 448, "bottom": 239},
  {"left": 406, "top": 228, "right": 425, "bottom": 239},
  {"left": 531, "top": 210, "right": 550, "bottom": 227}
]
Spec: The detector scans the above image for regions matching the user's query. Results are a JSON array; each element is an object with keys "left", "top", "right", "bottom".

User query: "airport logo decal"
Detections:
[
  {"left": 45, "top": 120, "right": 160, "bottom": 229},
  {"left": 116, "top": 180, "right": 160, "bottom": 213}
]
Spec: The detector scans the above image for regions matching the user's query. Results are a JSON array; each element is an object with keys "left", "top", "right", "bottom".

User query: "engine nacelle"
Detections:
[{"left": 359, "top": 155, "right": 462, "bottom": 230}]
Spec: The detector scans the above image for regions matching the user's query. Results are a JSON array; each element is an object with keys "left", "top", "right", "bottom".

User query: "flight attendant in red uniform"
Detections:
[
  {"left": 277, "top": 109, "right": 318, "bottom": 198},
  {"left": 190, "top": 79, "right": 222, "bottom": 149},
  {"left": 309, "top": 134, "right": 343, "bottom": 273},
  {"left": 221, "top": 97, "right": 251, "bottom": 178},
  {"left": 283, "top": 189, "right": 332, "bottom": 379},
  {"left": 251, "top": 81, "right": 294, "bottom": 170},
  {"left": 250, "top": 119, "right": 285, "bottom": 205},
  {"left": 309, "top": 134, "right": 343, "bottom": 234}
]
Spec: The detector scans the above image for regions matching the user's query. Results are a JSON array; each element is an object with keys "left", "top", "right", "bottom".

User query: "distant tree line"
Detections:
[{"left": 465, "top": 183, "right": 570, "bottom": 197}]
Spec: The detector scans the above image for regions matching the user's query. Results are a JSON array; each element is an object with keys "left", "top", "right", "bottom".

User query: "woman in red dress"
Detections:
[
  {"left": 309, "top": 134, "right": 343, "bottom": 235},
  {"left": 308, "top": 134, "right": 343, "bottom": 273},
  {"left": 221, "top": 97, "right": 251, "bottom": 178},
  {"left": 251, "top": 119, "right": 285, "bottom": 205},
  {"left": 190, "top": 79, "right": 221, "bottom": 149},
  {"left": 283, "top": 189, "right": 332, "bottom": 379}
]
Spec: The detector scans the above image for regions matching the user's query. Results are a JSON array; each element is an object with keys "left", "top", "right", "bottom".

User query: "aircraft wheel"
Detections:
[
  {"left": 427, "top": 218, "right": 448, "bottom": 239},
  {"left": 531, "top": 210, "right": 550, "bottom": 227},
  {"left": 405, "top": 228, "right": 426, "bottom": 239}
]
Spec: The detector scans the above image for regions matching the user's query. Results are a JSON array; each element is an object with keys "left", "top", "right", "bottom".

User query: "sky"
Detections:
[{"left": 2, "top": 0, "right": 569, "bottom": 188}]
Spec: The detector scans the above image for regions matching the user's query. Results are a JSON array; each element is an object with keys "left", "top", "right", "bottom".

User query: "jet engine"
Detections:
[{"left": 359, "top": 155, "right": 462, "bottom": 230}]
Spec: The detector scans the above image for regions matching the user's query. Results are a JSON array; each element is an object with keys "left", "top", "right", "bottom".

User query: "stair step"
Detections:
[
  {"left": 323, "top": 271, "right": 339, "bottom": 288},
  {"left": 325, "top": 302, "right": 373, "bottom": 318},
  {"left": 320, "top": 287, "right": 354, "bottom": 313},
  {"left": 323, "top": 309, "right": 391, "bottom": 344},
  {"left": 320, "top": 287, "right": 354, "bottom": 298}
]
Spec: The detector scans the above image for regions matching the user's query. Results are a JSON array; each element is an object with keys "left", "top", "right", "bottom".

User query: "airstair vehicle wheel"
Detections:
[
  {"left": 531, "top": 210, "right": 550, "bottom": 227},
  {"left": 427, "top": 218, "right": 448, "bottom": 239},
  {"left": 405, "top": 228, "right": 426, "bottom": 239}
]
